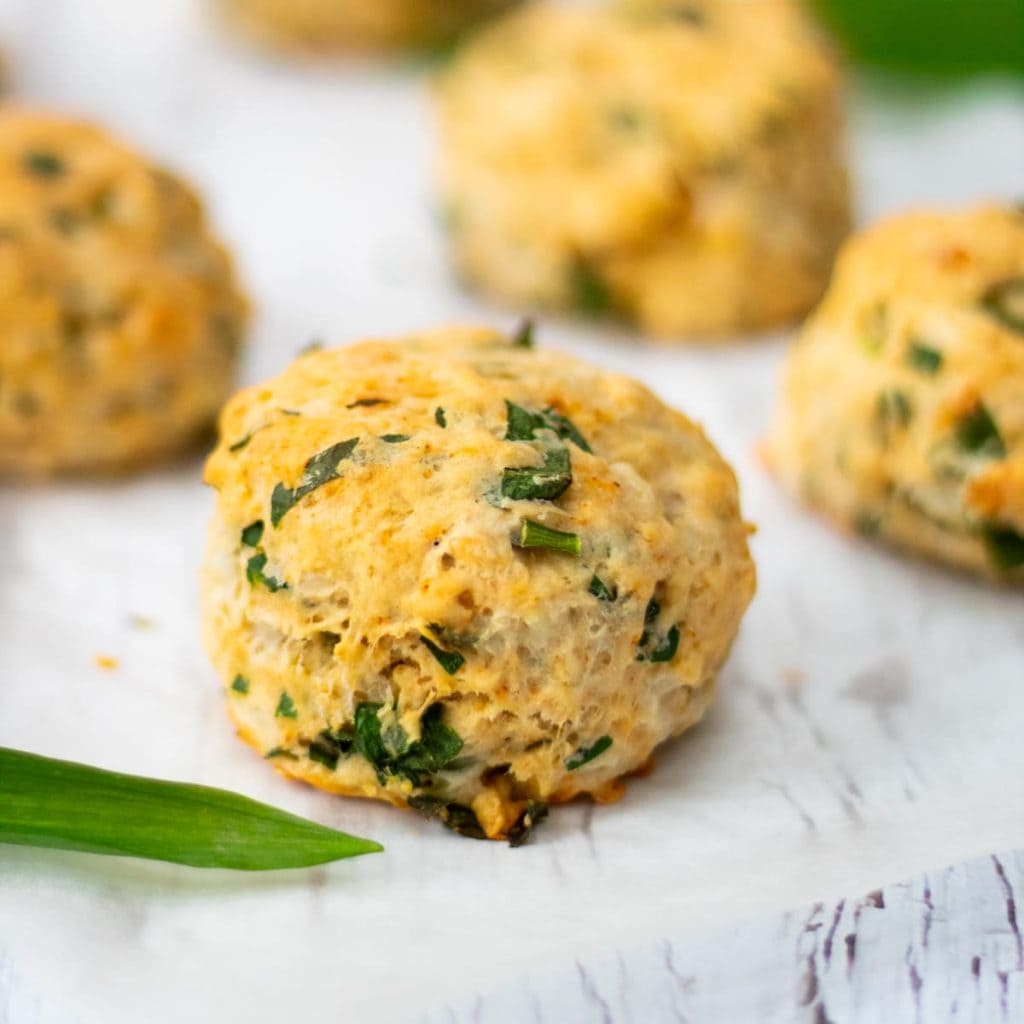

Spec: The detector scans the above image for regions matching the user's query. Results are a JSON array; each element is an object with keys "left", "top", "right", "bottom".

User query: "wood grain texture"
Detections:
[{"left": 421, "top": 850, "right": 1024, "bottom": 1023}]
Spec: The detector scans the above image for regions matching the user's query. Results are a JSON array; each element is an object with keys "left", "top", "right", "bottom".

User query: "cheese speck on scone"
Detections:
[
  {"left": 767, "top": 204, "right": 1024, "bottom": 583},
  {"left": 202, "top": 325, "right": 755, "bottom": 841},
  {"left": 0, "top": 109, "right": 248, "bottom": 476},
  {"left": 435, "top": 0, "right": 850, "bottom": 340}
]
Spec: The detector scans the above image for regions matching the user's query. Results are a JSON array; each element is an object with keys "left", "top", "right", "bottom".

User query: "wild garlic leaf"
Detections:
[
  {"left": 501, "top": 447, "right": 572, "bottom": 501},
  {"left": 271, "top": 437, "right": 359, "bottom": 527},
  {"left": 566, "top": 736, "right": 613, "bottom": 771}
]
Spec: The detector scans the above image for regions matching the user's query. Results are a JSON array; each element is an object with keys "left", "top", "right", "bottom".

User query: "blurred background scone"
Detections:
[
  {"left": 767, "top": 205, "right": 1024, "bottom": 582},
  {"left": 435, "top": 0, "right": 850, "bottom": 340},
  {"left": 219, "top": 0, "right": 522, "bottom": 53},
  {"left": 202, "top": 326, "right": 755, "bottom": 840},
  {"left": 0, "top": 111, "right": 248, "bottom": 477}
]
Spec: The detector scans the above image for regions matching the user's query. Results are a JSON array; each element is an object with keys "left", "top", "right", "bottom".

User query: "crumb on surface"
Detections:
[
  {"left": 94, "top": 654, "right": 120, "bottom": 671},
  {"left": 781, "top": 667, "right": 806, "bottom": 690},
  {"left": 128, "top": 614, "right": 156, "bottom": 630}
]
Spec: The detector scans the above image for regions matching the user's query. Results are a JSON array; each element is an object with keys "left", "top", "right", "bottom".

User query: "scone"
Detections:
[
  {"left": 219, "top": 0, "right": 522, "bottom": 53},
  {"left": 767, "top": 205, "right": 1024, "bottom": 582},
  {"left": 0, "top": 110, "right": 248, "bottom": 476},
  {"left": 435, "top": 0, "right": 850, "bottom": 340},
  {"left": 202, "top": 325, "right": 755, "bottom": 841}
]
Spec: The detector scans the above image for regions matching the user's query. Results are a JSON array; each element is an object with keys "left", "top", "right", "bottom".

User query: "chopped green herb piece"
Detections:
[
  {"left": 246, "top": 552, "right": 286, "bottom": 592},
  {"left": 240, "top": 520, "right": 264, "bottom": 548},
  {"left": 511, "top": 319, "right": 535, "bottom": 349},
  {"left": 408, "top": 796, "right": 487, "bottom": 840},
  {"left": 637, "top": 597, "right": 681, "bottom": 663},
  {"left": 608, "top": 107, "right": 643, "bottom": 133},
  {"left": 0, "top": 746, "right": 380, "bottom": 869},
  {"left": 279, "top": 409, "right": 302, "bottom": 417},
  {"left": 501, "top": 447, "right": 572, "bottom": 501},
  {"left": 906, "top": 342, "right": 943, "bottom": 375},
  {"left": 353, "top": 702, "right": 464, "bottom": 787},
  {"left": 228, "top": 433, "right": 253, "bottom": 453},
  {"left": 877, "top": 389, "right": 913, "bottom": 432},
  {"left": 435, "top": 406, "right": 447, "bottom": 428},
  {"left": 854, "top": 512, "right": 881, "bottom": 538},
  {"left": 507, "top": 801, "right": 549, "bottom": 847},
  {"left": 504, "top": 401, "right": 592, "bottom": 452},
  {"left": 346, "top": 398, "right": 388, "bottom": 408},
  {"left": 230, "top": 675, "right": 249, "bottom": 695},
  {"left": 983, "top": 525, "right": 1024, "bottom": 571},
  {"left": 568, "top": 255, "right": 612, "bottom": 317},
  {"left": 956, "top": 403, "right": 1006, "bottom": 457},
  {"left": 307, "top": 727, "right": 354, "bottom": 770},
  {"left": 275, "top": 692, "right": 298, "bottom": 719},
  {"left": 380, "top": 433, "right": 411, "bottom": 444},
  {"left": 421, "top": 635, "right": 466, "bottom": 675},
  {"left": 981, "top": 277, "right": 1024, "bottom": 334},
  {"left": 566, "top": 736, "right": 613, "bottom": 771},
  {"left": 588, "top": 574, "right": 618, "bottom": 602},
  {"left": 514, "top": 519, "right": 582, "bottom": 556},
  {"left": 23, "top": 151, "right": 65, "bottom": 178},
  {"left": 271, "top": 437, "right": 359, "bottom": 527},
  {"left": 264, "top": 747, "right": 297, "bottom": 760},
  {"left": 300, "top": 339, "right": 324, "bottom": 355}
]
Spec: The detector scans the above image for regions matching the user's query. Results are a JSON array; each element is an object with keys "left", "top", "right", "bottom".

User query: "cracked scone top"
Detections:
[
  {"left": 435, "top": 0, "right": 850, "bottom": 339},
  {"left": 202, "top": 326, "right": 755, "bottom": 840},
  {"left": 0, "top": 110, "right": 248, "bottom": 476},
  {"left": 219, "top": 0, "right": 521, "bottom": 52},
  {"left": 767, "top": 205, "right": 1024, "bottom": 582}
]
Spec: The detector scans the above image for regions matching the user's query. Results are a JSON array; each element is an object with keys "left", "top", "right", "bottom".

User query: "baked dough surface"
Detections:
[
  {"left": 435, "top": 0, "right": 850, "bottom": 339},
  {"left": 202, "top": 325, "right": 755, "bottom": 839},
  {"left": 0, "top": 110, "right": 248, "bottom": 476},
  {"left": 767, "top": 205, "right": 1024, "bottom": 582},
  {"left": 220, "top": 0, "right": 521, "bottom": 52}
]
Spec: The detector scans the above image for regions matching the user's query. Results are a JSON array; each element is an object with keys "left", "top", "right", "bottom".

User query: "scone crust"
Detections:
[
  {"left": 0, "top": 110, "right": 248, "bottom": 476},
  {"left": 202, "top": 326, "right": 755, "bottom": 838},
  {"left": 435, "top": 0, "right": 850, "bottom": 340},
  {"left": 767, "top": 205, "right": 1024, "bottom": 582},
  {"left": 219, "top": 0, "right": 522, "bottom": 52}
]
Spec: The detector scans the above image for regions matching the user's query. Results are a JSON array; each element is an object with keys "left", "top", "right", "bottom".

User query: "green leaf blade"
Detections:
[{"left": 0, "top": 747, "right": 382, "bottom": 871}]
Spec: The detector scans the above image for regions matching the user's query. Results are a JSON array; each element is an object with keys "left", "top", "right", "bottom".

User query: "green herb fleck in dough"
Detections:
[
  {"left": 380, "top": 433, "right": 411, "bottom": 444},
  {"left": 956, "top": 403, "right": 1006, "bottom": 457},
  {"left": 566, "top": 736, "right": 613, "bottom": 771},
  {"left": 307, "top": 727, "right": 355, "bottom": 770},
  {"left": 246, "top": 552, "right": 286, "bottom": 592},
  {"left": 568, "top": 255, "right": 612, "bottom": 317},
  {"left": 514, "top": 518, "right": 582, "bottom": 556},
  {"left": 501, "top": 447, "right": 572, "bottom": 501},
  {"left": 906, "top": 342, "right": 943, "bottom": 375},
  {"left": 504, "top": 401, "right": 592, "bottom": 452},
  {"left": 23, "top": 151, "right": 65, "bottom": 178},
  {"left": 271, "top": 437, "right": 360, "bottom": 527},
  {"left": 275, "top": 693, "right": 298, "bottom": 719},
  {"left": 420, "top": 635, "right": 466, "bottom": 675},
  {"left": 240, "top": 521, "right": 264, "bottom": 548},
  {"left": 588, "top": 574, "right": 618, "bottom": 602},
  {"left": 980, "top": 277, "right": 1024, "bottom": 334},
  {"left": 435, "top": 406, "right": 447, "bottom": 428},
  {"left": 507, "top": 801, "right": 549, "bottom": 847},
  {"left": 229, "top": 432, "right": 254, "bottom": 453},
  {"left": 876, "top": 389, "right": 913, "bottom": 434},
  {"left": 353, "top": 702, "right": 464, "bottom": 787},
  {"left": 230, "top": 675, "right": 250, "bottom": 695},
  {"left": 511, "top": 319, "right": 536, "bottom": 349},
  {"left": 983, "top": 525, "right": 1024, "bottom": 572},
  {"left": 637, "top": 597, "right": 681, "bottom": 663},
  {"left": 346, "top": 398, "right": 389, "bottom": 408},
  {"left": 408, "top": 796, "right": 487, "bottom": 840},
  {"left": 264, "top": 747, "right": 297, "bottom": 760}
]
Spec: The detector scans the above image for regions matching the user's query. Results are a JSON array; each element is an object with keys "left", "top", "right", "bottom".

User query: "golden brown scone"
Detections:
[
  {"left": 219, "top": 0, "right": 522, "bottom": 53},
  {"left": 202, "top": 325, "right": 755, "bottom": 841},
  {"left": 0, "top": 110, "right": 248, "bottom": 476},
  {"left": 767, "top": 205, "right": 1024, "bottom": 582},
  {"left": 434, "top": 0, "right": 850, "bottom": 340}
]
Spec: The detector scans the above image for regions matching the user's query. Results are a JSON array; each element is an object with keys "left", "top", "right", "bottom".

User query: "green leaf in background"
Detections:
[
  {"left": 0, "top": 747, "right": 382, "bottom": 870},
  {"left": 811, "top": 0, "right": 1024, "bottom": 79}
]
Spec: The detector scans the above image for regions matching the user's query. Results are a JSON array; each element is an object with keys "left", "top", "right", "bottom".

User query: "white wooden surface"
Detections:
[{"left": 0, "top": 3, "right": 1022, "bottom": 1023}]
